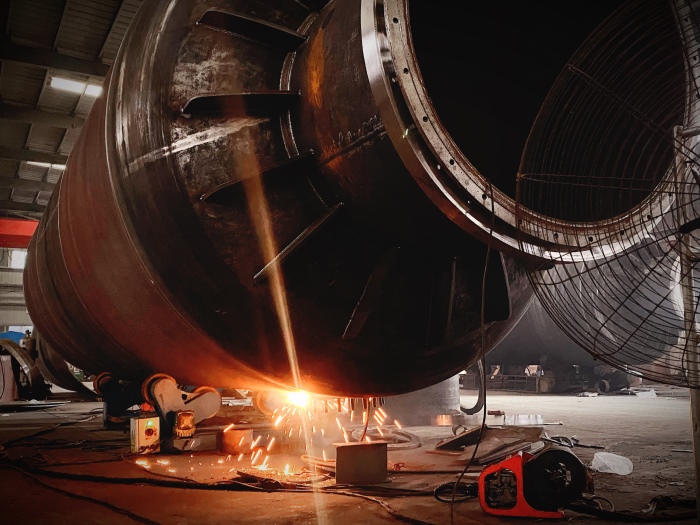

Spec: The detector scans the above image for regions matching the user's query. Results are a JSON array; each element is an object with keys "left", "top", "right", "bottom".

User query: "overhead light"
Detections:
[
  {"left": 50, "top": 77, "right": 103, "bottom": 97},
  {"left": 84, "top": 84, "right": 103, "bottom": 97},
  {"left": 25, "top": 161, "right": 66, "bottom": 170}
]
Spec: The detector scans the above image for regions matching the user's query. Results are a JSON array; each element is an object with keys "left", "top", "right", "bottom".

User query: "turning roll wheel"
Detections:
[
  {"left": 141, "top": 373, "right": 176, "bottom": 405},
  {"left": 92, "top": 371, "right": 117, "bottom": 397},
  {"left": 522, "top": 447, "right": 587, "bottom": 511}
]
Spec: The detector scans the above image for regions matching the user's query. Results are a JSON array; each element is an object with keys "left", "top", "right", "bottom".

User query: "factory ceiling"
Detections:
[{"left": 0, "top": 0, "right": 142, "bottom": 220}]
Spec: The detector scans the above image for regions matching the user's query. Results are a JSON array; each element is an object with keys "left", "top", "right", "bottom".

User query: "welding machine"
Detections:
[{"left": 479, "top": 447, "right": 587, "bottom": 518}]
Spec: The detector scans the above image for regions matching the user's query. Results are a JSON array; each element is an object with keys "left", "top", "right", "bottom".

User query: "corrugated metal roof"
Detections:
[
  {"left": 46, "top": 168, "right": 63, "bottom": 184},
  {"left": 0, "top": 0, "right": 139, "bottom": 220},
  {"left": 58, "top": 128, "right": 81, "bottom": 155},
  {"left": 8, "top": 0, "right": 66, "bottom": 48},
  {"left": 0, "top": 63, "right": 46, "bottom": 105},
  {"left": 36, "top": 190, "right": 53, "bottom": 206},
  {"left": 25, "top": 125, "right": 66, "bottom": 154},
  {"left": 100, "top": 0, "right": 143, "bottom": 63},
  {"left": 0, "top": 161, "right": 19, "bottom": 181},
  {"left": 73, "top": 84, "right": 102, "bottom": 116},
  {"left": 10, "top": 189, "right": 38, "bottom": 204},
  {"left": 0, "top": 122, "right": 31, "bottom": 149},
  {"left": 55, "top": 0, "right": 122, "bottom": 60},
  {"left": 17, "top": 162, "right": 49, "bottom": 182}
]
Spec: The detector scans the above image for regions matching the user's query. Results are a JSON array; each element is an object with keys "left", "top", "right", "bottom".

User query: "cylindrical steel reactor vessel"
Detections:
[{"left": 25, "top": 0, "right": 664, "bottom": 396}]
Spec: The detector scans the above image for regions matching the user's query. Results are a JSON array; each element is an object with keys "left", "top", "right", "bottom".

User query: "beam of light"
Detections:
[
  {"left": 240, "top": 131, "right": 302, "bottom": 389},
  {"left": 223, "top": 423, "right": 235, "bottom": 432},
  {"left": 239, "top": 128, "right": 327, "bottom": 524}
]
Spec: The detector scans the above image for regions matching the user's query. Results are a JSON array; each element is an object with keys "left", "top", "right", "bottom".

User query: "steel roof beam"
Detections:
[
  {"left": 0, "top": 102, "right": 84, "bottom": 129},
  {"left": 0, "top": 200, "right": 45, "bottom": 213},
  {"left": 0, "top": 178, "right": 56, "bottom": 192},
  {"left": 0, "top": 146, "right": 68, "bottom": 165},
  {"left": 0, "top": 42, "right": 109, "bottom": 76}
]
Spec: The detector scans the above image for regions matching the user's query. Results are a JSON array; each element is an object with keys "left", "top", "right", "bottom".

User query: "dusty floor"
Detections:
[{"left": 0, "top": 386, "right": 697, "bottom": 525}]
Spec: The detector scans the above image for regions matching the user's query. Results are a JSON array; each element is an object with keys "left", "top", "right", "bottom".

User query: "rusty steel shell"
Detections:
[{"left": 24, "top": 0, "right": 629, "bottom": 397}]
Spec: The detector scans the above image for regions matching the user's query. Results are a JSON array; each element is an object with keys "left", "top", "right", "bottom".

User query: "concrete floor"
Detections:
[{"left": 0, "top": 387, "right": 696, "bottom": 525}]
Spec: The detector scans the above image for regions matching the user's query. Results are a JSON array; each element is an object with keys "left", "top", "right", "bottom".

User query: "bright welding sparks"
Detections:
[
  {"left": 237, "top": 453, "right": 244, "bottom": 462},
  {"left": 284, "top": 464, "right": 290, "bottom": 476},
  {"left": 322, "top": 450, "right": 327, "bottom": 462},
  {"left": 377, "top": 407, "right": 388, "bottom": 418},
  {"left": 394, "top": 419, "right": 403, "bottom": 429},
  {"left": 223, "top": 423, "right": 235, "bottom": 433},
  {"left": 238, "top": 437, "right": 246, "bottom": 447},
  {"left": 376, "top": 426, "right": 385, "bottom": 437},
  {"left": 274, "top": 415, "right": 284, "bottom": 427},
  {"left": 286, "top": 390, "right": 310, "bottom": 408},
  {"left": 266, "top": 437, "right": 276, "bottom": 452},
  {"left": 135, "top": 459, "right": 152, "bottom": 470},
  {"left": 250, "top": 435, "right": 262, "bottom": 449}
]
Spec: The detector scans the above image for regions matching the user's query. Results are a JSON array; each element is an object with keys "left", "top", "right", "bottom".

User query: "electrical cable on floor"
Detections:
[
  {"left": 0, "top": 355, "right": 6, "bottom": 399},
  {"left": 5, "top": 464, "right": 164, "bottom": 525},
  {"left": 565, "top": 497, "right": 697, "bottom": 523},
  {"left": 439, "top": 179, "right": 497, "bottom": 524},
  {"left": 327, "top": 490, "right": 438, "bottom": 525},
  {"left": 433, "top": 480, "right": 478, "bottom": 503},
  {"left": 1, "top": 460, "right": 440, "bottom": 525}
]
